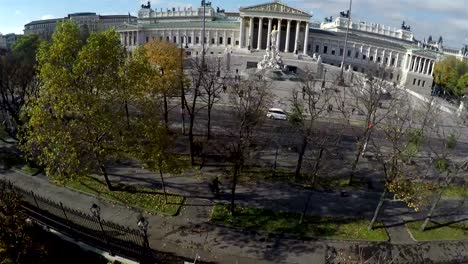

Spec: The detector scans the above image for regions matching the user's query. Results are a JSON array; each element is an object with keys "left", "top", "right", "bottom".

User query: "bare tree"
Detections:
[
  {"left": 225, "top": 76, "right": 273, "bottom": 215},
  {"left": 199, "top": 57, "right": 227, "bottom": 140},
  {"left": 344, "top": 67, "right": 402, "bottom": 185},
  {"left": 289, "top": 68, "right": 335, "bottom": 179}
]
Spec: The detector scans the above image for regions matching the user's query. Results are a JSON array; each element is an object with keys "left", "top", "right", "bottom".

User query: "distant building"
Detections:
[
  {"left": 0, "top": 33, "right": 22, "bottom": 50},
  {"left": 23, "top": 12, "right": 137, "bottom": 40}
]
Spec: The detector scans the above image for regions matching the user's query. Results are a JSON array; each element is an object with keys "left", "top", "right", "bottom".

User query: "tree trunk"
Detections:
[
  {"left": 312, "top": 146, "right": 325, "bottom": 176},
  {"left": 100, "top": 165, "right": 113, "bottom": 191},
  {"left": 420, "top": 190, "right": 443, "bottom": 231},
  {"left": 299, "top": 190, "right": 313, "bottom": 224},
  {"left": 163, "top": 94, "right": 169, "bottom": 128},
  {"left": 272, "top": 145, "right": 279, "bottom": 177},
  {"left": 125, "top": 100, "right": 130, "bottom": 128},
  {"left": 295, "top": 134, "right": 308, "bottom": 179},
  {"left": 188, "top": 114, "right": 195, "bottom": 166},
  {"left": 230, "top": 163, "right": 240, "bottom": 215},
  {"left": 368, "top": 162, "right": 388, "bottom": 230},
  {"left": 349, "top": 131, "right": 370, "bottom": 185},
  {"left": 159, "top": 168, "right": 168, "bottom": 204},
  {"left": 207, "top": 103, "right": 212, "bottom": 140}
]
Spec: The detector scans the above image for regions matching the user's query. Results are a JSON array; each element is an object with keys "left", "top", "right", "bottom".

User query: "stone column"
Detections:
[
  {"left": 374, "top": 49, "right": 378, "bottom": 62},
  {"left": 266, "top": 18, "right": 272, "bottom": 50},
  {"left": 224, "top": 30, "right": 227, "bottom": 46},
  {"left": 410, "top": 56, "right": 415, "bottom": 71},
  {"left": 387, "top": 51, "right": 392, "bottom": 67},
  {"left": 191, "top": 30, "right": 195, "bottom": 45},
  {"left": 422, "top": 58, "right": 427, "bottom": 74},
  {"left": 294, "top": 20, "right": 300, "bottom": 53},
  {"left": 249, "top": 17, "right": 254, "bottom": 50},
  {"left": 277, "top": 19, "right": 282, "bottom": 50},
  {"left": 417, "top": 57, "right": 422, "bottom": 73},
  {"left": 257, "top": 17, "right": 263, "bottom": 50},
  {"left": 284, "top": 19, "right": 291, "bottom": 52},
  {"left": 215, "top": 31, "right": 219, "bottom": 45},
  {"left": 303, "top": 22, "right": 309, "bottom": 55},
  {"left": 395, "top": 53, "right": 400, "bottom": 67},
  {"left": 239, "top": 17, "right": 245, "bottom": 48},
  {"left": 429, "top": 61, "right": 435, "bottom": 75},
  {"left": 381, "top": 50, "right": 386, "bottom": 65}
]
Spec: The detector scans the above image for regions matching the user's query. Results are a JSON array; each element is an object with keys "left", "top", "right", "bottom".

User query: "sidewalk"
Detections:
[{"left": 2, "top": 165, "right": 467, "bottom": 263}]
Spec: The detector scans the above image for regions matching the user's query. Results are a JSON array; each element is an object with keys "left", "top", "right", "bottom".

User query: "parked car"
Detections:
[{"left": 266, "top": 108, "right": 287, "bottom": 120}]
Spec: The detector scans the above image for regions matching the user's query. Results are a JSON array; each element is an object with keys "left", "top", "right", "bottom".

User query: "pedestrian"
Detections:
[{"left": 302, "top": 86, "right": 306, "bottom": 99}]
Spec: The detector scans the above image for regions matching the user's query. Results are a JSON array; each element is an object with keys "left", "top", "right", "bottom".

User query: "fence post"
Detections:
[
  {"left": 60, "top": 202, "right": 75, "bottom": 240},
  {"left": 31, "top": 190, "right": 40, "bottom": 209}
]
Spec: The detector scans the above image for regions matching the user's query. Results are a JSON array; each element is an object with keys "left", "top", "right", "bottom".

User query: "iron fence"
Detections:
[{"left": 0, "top": 178, "right": 150, "bottom": 262}]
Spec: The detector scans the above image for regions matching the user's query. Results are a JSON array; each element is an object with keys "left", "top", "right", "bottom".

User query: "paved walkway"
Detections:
[{"left": 2, "top": 164, "right": 467, "bottom": 263}]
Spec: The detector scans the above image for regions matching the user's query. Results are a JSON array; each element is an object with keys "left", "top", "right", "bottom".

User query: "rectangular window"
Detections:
[
  {"left": 340, "top": 48, "right": 343, "bottom": 56},
  {"left": 315, "top": 45, "right": 319, "bottom": 53},
  {"left": 159, "top": 36, "right": 163, "bottom": 41},
  {"left": 173, "top": 36, "right": 177, "bottom": 43},
  {"left": 188, "top": 36, "right": 192, "bottom": 43},
  {"left": 391, "top": 58, "right": 395, "bottom": 66},
  {"left": 397, "top": 74, "right": 400, "bottom": 81},
  {"left": 204, "top": 37, "right": 207, "bottom": 44},
  {"left": 362, "top": 54, "right": 366, "bottom": 60},
  {"left": 347, "top": 50, "right": 351, "bottom": 57},
  {"left": 355, "top": 51, "right": 359, "bottom": 58},
  {"left": 422, "top": 80, "right": 426, "bottom": 87},
  {"left": 211, "top": 38, "right": 215, "bottom": 44},
  {"left": 413, "top": 78, "right": 416, "bottom": 85},
  {"left": 331, "top": 50, "right": 336, "bottom": 55},
  {"left": 228, "top": 37, "right": 231, "bottom": 45},
  {"left": 196, "top": 37, "right": 199, "bottom": 44},
  {"left": 377, "top": 57, "right": 381, "bottom": 63},
  {"left": 307, "top": 44, "right": 311, "bottom": 51},
  {"left": 390, "top": 73, "right": 394, "bottom": 79},
  {"left": 235, "top": 40, "right": 239, "bottom": 45},
  {"left": 370, "top": 56, "right": 374, "bottom": 61},
  {"left": 219, "top": 37, "right": 223, "bottom": 44},
  {"left": 323, "top": 46, "right": 328, "bottom": 54},
  {"left": 353, "top": 67, "right": 358, "bottom": 71},
  {"left": 385, "top": 57, "right": 388, "bottom": 64},
  {"left": 166, "top": 36, "right": 170, "bottom": 42}
]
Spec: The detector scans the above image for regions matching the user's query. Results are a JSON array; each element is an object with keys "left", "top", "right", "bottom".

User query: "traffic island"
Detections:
[
  {"left": 406, "top": 220, "right": 468, "bottom": 241},
  {"left": 52, "top": 176, "right": 184, "bottom": 216},
  {"left": 211, "top": 203, "right": 389, "bottom": 241}
]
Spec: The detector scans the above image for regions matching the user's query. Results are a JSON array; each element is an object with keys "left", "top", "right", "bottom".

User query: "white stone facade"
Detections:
[{"left": 116, "top": 1, "right": 465, "bottom": 95}]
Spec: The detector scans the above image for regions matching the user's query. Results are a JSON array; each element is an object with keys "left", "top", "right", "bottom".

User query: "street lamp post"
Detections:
[
  {"left": 339, "top": 0, "right": 353, "bottom": 85},
  {"left": 90, "top": 203, "right": 113, "bottom": 256},
  {"left": 321, "top": 68, "right": 328, "bottom": 92},
  {"left": 180, "top": 35, "right": 189, "bottom": 135}
]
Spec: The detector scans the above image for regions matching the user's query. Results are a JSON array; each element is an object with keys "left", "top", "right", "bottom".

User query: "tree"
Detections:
[
  {"left": 225, "top": 76, "right": 272, "bottom": 215},
  {"left": 345, "top": 67, "right": 402, "bottom": 185},
  {"left": 433, "top": 56, "right": 468, "bottom": 97},
  {"left": 0, "top": 34, "right": 42, "bottom": 140},
  {"left": 289, "top": 68, "right": 335, "bottom": 179},
  {"left": 368, "top": 98, "right": 438, "bottom": 230},
  {"left": 0, "top": 182, "right": 47, "bottom": 263},
  {"left": 20, "top": 22, "right": 130, "bottom": 191},
  {"left": 143, "top": 39, "right": 183, "bottom": 128},
  {"left": 199, "top": 57, "right": 227, "bottom": 140}
]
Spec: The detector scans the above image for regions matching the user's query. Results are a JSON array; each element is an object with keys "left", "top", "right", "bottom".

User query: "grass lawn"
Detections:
[
  {"left": 407, "top": 220, "right": 468, "bottom": 241},
  {"left": 53, "top": 176, "right": 184, "bottom": 216},
  {"left": 211, "top": 204, "right": 388, "bottom": 241},
  {"left": 443, "top": 186, "right": 467, "bottom": 198}
]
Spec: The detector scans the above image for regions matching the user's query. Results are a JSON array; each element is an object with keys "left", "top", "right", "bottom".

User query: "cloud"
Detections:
[
  {"left": 14, "top": 10, "right": 21, "bottom": 15},
  {"left": 40, "top": 14, "right": 55, "bottom": 20},
  {"left": 289, "top": 0, "right": 467, "bottom": 47}
]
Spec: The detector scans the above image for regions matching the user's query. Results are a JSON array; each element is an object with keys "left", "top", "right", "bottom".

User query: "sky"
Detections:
[{"left": 0, "top": 0, "right": 467, "bottom": 48}]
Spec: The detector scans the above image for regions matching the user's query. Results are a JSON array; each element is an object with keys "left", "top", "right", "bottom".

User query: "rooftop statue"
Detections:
[
  {"left": 324, "top": 16, "right": 333, "bottom": 22},
  {"left": 340, "top": 10, "right": 349, "bottom": 18},
  {"left": 141, "top": 1, "right": 151, "bottom": 9},
  {"left": 401, "top": 21, "right": 411, "bottom": 31}
]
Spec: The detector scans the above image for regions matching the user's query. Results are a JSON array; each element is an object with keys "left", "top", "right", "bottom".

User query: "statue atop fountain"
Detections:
[{"left": 257, "top": 25, "right": 283, "bottom": 70}]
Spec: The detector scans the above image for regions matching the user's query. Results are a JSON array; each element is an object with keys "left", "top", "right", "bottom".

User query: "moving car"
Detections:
[{"left": 266, "top": 108, "right": 287, "bottom": 120}]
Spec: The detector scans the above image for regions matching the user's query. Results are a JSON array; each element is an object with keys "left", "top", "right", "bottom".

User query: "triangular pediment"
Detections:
[{"left": 240, "top": 1, "right": 310, "bottom": 17}]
